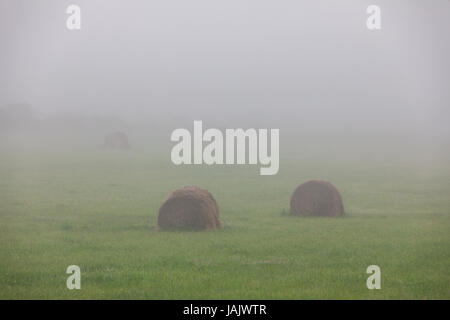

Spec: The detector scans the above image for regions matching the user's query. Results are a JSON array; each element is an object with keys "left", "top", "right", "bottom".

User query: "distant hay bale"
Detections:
[
  {"left": 290, "top": 180, "right": 344, "bottom": 217},
  {"left": 158, "top": 186, "right": 221, "bottom": 230},
  {"left": 103, "top": 131, "right": 130, "bottom": 149}
]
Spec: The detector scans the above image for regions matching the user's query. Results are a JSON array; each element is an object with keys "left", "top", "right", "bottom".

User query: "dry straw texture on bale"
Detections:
[
  {"left": 103, "top": 131, "right": 130, "bottom": 149},
  {"left": 158, "top": 186, "right": 221, "bottom": 230},
  {"left": 290, "top": 180, "right": 344, "bottom": 217}
]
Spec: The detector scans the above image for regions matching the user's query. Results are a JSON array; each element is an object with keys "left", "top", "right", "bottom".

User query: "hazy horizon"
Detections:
[{"left": 1, "top": 0, "right": 449, "bottom": 157}]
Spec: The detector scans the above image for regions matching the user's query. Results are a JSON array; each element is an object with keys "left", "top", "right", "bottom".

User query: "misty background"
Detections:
[{"left": 0, "top": 0, "right": 449, "bottom": 162}]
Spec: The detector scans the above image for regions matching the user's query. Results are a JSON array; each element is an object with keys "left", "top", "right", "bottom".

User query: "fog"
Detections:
[{"left": 1, "top": 0, "right": 449, "bottom": 160}]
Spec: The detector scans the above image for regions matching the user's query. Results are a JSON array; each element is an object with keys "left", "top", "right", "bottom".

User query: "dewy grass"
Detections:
[{"left": 0, "top": 149, "right": 449, "bottom": 299}]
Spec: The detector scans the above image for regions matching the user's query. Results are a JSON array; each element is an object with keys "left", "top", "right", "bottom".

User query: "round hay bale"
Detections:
[
  {"left": 158, "top": 186, "right": 221, "bottom": 230},
  {"left": 103, "top": 131, "right": 130, "bottom": 149},
  {"left": 290, "top": 180, "right": 344, "bottom": 217}
]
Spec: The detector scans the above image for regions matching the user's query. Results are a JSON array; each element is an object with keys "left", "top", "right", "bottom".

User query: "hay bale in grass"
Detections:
[
  {"left": 103, "top": 131, "right": 130, "bottom": 149},
  {"left": 290, "top": 180, "right": 344, "bottom": 217},
  {"left": 158, "top": 186, "right": 221, "bottom": 230}
]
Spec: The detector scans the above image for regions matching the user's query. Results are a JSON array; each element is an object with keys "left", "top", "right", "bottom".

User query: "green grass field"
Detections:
[{"left": 0, "top": 147, "right": 449, "bottom": 299}]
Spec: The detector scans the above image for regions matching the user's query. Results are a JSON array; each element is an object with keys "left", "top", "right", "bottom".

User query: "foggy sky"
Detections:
[{"left": 1, "top": 0, "right": 449, "bottom": 134}]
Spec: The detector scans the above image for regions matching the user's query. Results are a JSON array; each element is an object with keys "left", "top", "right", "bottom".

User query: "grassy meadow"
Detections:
[{"left": 0, "top": 142, "right": 449, "bottom": 299}]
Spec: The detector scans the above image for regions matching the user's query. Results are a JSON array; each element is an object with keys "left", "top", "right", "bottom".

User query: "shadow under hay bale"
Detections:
[
  {"left": 103, "top": 131, "right": 130, "bottom": 149},
  {"left": 290, "top": 180, "right": 344, "bottom": 217},
  {"left": 158, "top": 186, "right": 221, "bottom": 231}
]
